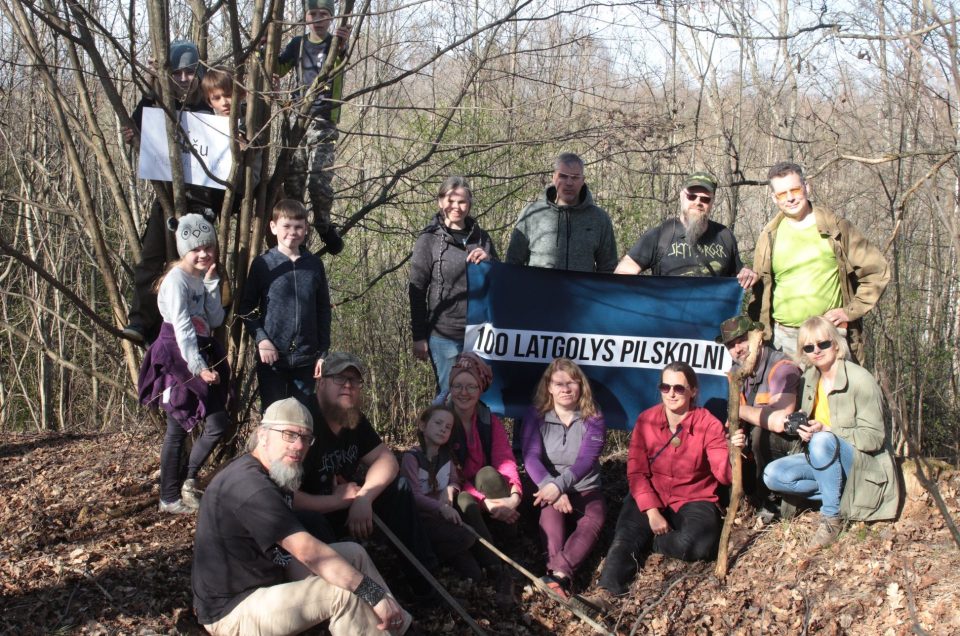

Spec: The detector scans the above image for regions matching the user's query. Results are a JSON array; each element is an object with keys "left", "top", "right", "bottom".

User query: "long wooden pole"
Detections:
[
  {"left": 371, "top": 513, "right": 486, "bottom": 636},
  {"left": 715, "top": 329, "right": 763, "bottom": 580},
  {"left": 460, "top": 525, "right": 614, "bottom": 635}
]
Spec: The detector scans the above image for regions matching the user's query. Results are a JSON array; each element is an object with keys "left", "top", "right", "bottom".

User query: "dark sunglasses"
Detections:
[
  {"left": 683, "top": 192, "right": 712, "bottom": 204},
  {"left": 801, "top": 340, "right": 834, "bottom": 354},
  {"left": 659, "top": 383, "right": 688, "bottom": 395}
]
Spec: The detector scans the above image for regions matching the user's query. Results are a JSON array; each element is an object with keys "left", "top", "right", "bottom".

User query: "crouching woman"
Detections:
[
  {"left": 588, "top": 361, "right": 745, "bottom": 606},
  {"left": 763, "top": 316, "right": 901, "bottom": 548}
]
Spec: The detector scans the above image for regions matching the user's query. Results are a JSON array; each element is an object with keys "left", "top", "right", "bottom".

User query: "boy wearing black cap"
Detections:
[{"left": 123, "top": 41, "right": 226, "bottom": 344}]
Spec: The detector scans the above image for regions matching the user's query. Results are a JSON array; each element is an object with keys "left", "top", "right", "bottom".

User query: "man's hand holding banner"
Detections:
[{"left": 465, "top": 262, "right": 744, "bottom": 430}]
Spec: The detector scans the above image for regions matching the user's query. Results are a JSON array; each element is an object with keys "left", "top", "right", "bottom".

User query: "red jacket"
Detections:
[{"left": 627, "top": 405, "right": 731, "bottom": 513}]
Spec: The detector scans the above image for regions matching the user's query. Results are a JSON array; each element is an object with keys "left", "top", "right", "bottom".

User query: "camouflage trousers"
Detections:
[{"left": 285, "top": 117, "right": 339, "bottom": 234}]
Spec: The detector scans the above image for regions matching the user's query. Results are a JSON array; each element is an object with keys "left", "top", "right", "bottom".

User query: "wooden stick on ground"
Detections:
[
  {"left": 371, "top": 513, "right": 486, "bottom": 636},
  {"left": 460, "top": 525, "right": 614, "bottom": 635},
  {"left": 715, "top": 328, "right": 764, "bottom": 580}
]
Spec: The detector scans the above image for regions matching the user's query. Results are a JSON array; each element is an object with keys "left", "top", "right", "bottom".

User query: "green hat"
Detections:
[
  {"left": 682, "top": 171, "right": 718, "bottom": 194},
  {"left": 716, "top": 315, "right": 764, "bottom": 344},
  {"left": 323, "top": 352, "right": 365, "bottom": 378},
  {"left": 262, "top": 397, "right": 314, "bottom": 431},
  {"left": 306, "top": 0, "right": 335, "bottom": 13}
]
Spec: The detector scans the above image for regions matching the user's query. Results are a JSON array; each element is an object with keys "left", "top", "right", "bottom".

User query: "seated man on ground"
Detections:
[
  {"left": 296, "top": 352, "right": 440, "bottom": 600},
  {"left": 191, "top": 398, "right": 411, "bottom": 635}
]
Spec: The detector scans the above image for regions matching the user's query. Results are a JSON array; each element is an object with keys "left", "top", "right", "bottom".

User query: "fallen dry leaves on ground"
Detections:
[{"left": 1, "top": 431, "right": 957, "bottom": 635}]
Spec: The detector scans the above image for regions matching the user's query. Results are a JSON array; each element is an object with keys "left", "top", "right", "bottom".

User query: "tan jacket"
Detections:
[
  {"left": 798, "top": 360, "right": 902, "bottom": 521},
  {"left": 748, "top": 203, "right": 890, "bottom": 361}
]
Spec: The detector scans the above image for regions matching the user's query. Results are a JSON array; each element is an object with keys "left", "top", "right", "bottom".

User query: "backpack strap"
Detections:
[{"left": 476, "top": 401, "right": 494, "bottom": 465}]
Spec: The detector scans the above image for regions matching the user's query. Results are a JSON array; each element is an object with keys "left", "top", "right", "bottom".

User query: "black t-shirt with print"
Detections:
[
  {"left": 192, "top": 454, "right": 304, "bottom": 624},
  {"left": 301, "top": 411, "right": 384, "bottom": 496},
  {"left": 627, "top": 218, "right": 743, "bottom": 277}
]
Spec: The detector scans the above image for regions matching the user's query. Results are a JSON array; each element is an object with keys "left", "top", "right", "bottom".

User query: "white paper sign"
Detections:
[{"left": 138, "top": 107, "right": 233, "bottom": 189}]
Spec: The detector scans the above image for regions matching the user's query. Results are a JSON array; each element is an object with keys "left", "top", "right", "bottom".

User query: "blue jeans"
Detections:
[
  {"left": 763, "top": 431, "right": 855, "bottom": 517},
  {"left": 428, "top": 333, "right": 462, "bottom": 393}
]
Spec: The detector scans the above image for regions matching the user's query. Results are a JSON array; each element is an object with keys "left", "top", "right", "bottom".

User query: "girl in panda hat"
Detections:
[{"left": 137, "top": 214, "right": 231, "bottom": 514}]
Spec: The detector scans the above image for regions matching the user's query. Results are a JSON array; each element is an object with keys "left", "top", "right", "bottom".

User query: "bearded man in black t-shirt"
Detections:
[
  {"left": 614, "top": 171, "right": 757, "bottom": 289},
  {"left": 296, "top": 352, "right": 440, "bottom": 599},
  {"left": 192, "top": 398, "right": 410, "bottom": 635}
]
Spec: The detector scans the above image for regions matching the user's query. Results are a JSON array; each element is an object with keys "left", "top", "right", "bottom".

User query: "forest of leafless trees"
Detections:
[{"left": 0, "top": 0, "right": 957, "bottom": 463}]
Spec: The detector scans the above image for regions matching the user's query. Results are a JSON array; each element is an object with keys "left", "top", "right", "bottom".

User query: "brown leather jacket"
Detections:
[{"left": 748, "top": 203, "right": 890, "bottom": 361}]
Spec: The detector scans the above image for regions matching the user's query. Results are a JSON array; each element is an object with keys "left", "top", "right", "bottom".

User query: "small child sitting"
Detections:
[{"left": 400, "top": 406, "right": 482, "bottom": 581}]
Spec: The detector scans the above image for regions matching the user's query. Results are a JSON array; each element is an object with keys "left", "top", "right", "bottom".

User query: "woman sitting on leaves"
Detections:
[
  {"left": 763, "top": 316, "right": 901, "bottom": 548},
  {"left": 585, "top": 361, "right": 745, "bottom": 611},
  {"left": 522, "top": 358, "right": 606, "bottom": 600}
]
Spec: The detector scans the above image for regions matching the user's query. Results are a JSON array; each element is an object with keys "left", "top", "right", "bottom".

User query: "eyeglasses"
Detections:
[
  {"left": 773, "top": 187, "right": 804, "bottom": 202},
  {"left": 801, "top": 340, "right": 834, "bottom": 354},
  {"left": 658, "top": 383, "right": 689, "bottom": 395},
  {"left": 268, "top": 427, "right": 316, "bottom": 446},
  {"left": 451, "top": 383, "right": 481, "bottom": 394},
  {"left": 327, "top": 373, "right": 364, "bottom": 388},
  {"left": 683, "top": 191, "right": 712, "bottom": 205}
]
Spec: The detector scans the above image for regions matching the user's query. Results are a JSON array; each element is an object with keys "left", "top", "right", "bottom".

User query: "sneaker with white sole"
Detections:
[
  {"left": 181, "top": 479, "right": 202, "bottom": 508},
  {"left": 122, "top": 323, "right": 145, "bottom": 344},
  {"left": 159, "top": 498, "right": 197, "bottom": 514}
]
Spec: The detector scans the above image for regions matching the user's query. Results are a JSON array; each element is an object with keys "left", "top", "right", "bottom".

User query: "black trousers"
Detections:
[{"left": 598, "top": 497, "right": 721, "bottom": 595}]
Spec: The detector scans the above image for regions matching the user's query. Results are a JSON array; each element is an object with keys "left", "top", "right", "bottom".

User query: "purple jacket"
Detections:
[
  {"left": 522, "top": 406, "right": 606, "bottom": 494},
  {"left": 137, "top": 322, "right": 231, "bottom": 431}
]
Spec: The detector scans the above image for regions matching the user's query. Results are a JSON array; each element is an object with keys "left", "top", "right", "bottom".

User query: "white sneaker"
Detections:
[
  {"left": 181, "top": 479, "right": 202, "bottom": 508},
  {"left": 159, "top": 499, "right": 197, "bottom": 514}
]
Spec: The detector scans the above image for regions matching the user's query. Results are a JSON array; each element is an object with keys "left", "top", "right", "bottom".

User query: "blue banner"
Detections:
[{"left": 465, "top": 262, "right": 744, "bottom": 430}]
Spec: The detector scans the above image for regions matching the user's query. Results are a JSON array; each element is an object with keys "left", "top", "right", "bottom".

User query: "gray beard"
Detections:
[
  {"left": 269, "top": 459, "right": 303, "bottom": 491},
  {"left": 682, "top": 210, "right": 708, "bottom": 247}
]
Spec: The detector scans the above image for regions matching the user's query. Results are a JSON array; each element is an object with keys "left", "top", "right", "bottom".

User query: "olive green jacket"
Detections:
[
  {"left": 798, "top": 360, "right": 901, "bottom": 521},
  {"left": 748, "top": 203, "right": 890, "bottom": 361}
]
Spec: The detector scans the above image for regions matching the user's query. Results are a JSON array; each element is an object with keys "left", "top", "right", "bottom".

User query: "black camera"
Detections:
[{"left": 783, "top": 411, "right": 808, "bottom": 437}]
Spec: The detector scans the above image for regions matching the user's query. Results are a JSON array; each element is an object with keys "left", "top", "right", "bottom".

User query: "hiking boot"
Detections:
[
  {"left": 181, "top": 479, "right": 202, "bottom": 508},
  {"left": 809, "top": 515, "right": 843, "bottom": 549},
  {"left": 159, "top": 499, "right": 197, "bottom": 514},
  {"left": 581, "top": 587, "right": 618, "bottom": 614},
  {"left": 122, "top": 323, "right": 145, "bottom": 344}
]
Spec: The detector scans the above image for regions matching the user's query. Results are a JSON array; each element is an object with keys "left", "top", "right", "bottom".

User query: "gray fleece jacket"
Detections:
[{"left": 505, "top": 184, "right": 617, "bottom": 272}]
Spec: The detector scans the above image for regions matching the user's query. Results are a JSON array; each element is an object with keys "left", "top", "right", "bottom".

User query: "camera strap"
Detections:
[
  {"left": 648, "top": 426, "right": 683, "bottom": 465},
  {"left": 804, "top": 431, "right": 841, "bottom": 470}
]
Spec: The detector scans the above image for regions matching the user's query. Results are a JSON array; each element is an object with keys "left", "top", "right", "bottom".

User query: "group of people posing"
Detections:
[{"left": 124, "top": 3, "right": 901, "bottom": 634}]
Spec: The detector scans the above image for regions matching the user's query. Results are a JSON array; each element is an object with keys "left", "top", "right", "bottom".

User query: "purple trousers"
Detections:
[{"left": 538, "top": 488, "right": 606, "bottom": 578}]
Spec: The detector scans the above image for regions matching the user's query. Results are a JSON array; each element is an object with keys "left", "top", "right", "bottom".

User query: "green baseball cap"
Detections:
[
  {"left": 716, "top": 315, "right": 764, "bottom": 344},
  {"left": 682, "top": 171, "right": 718, "bottom": 194}
]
